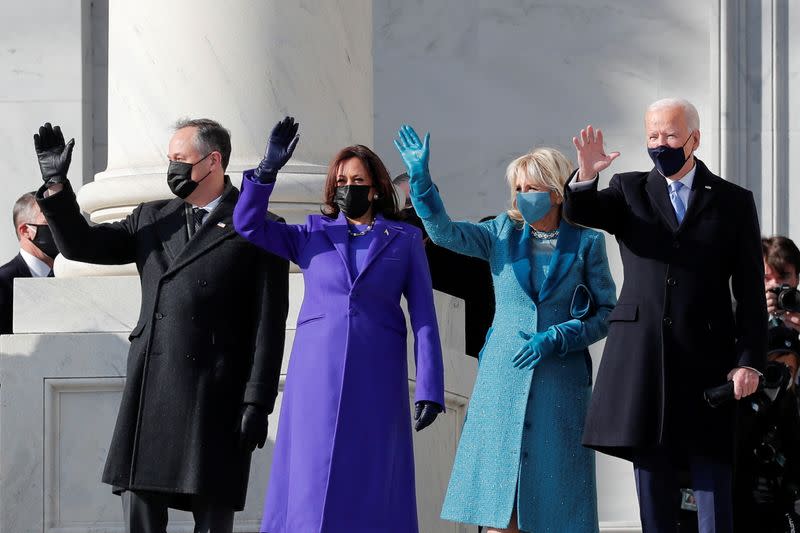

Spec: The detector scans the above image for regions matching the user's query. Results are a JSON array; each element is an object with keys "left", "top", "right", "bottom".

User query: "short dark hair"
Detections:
[
  {"left": 762, "top": 236, "right": 800, "bottom": 279},
  {"left": 321, "top": 145, "right": 400, "bottom": 220},
  {"left": 173, "top": 118, "right": 232, "bottom": 170},
  {"left": 12, "top": 192, "right": 38, "bottom": 239}
]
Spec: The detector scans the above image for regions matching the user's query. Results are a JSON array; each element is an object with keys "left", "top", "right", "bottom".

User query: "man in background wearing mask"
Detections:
[
  {"left": 0, "top": 192, "right": 58, "bottom": 333},
  {"left": 32, "top": 120, "right": 289, "bottom": 533},
  {"left": 564, "top": 98, "right": 767, "bottom": 533}
]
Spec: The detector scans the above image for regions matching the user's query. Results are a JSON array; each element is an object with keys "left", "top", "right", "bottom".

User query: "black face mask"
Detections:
[
  {"left": 28, "top": 224, "right": 59, "bottom": 258},
  {"left": 334, "top": 185, "right": 373, "bottom": 219},
  {"left": 647, "top": 134, "right": 694, "bottom": 177},
  {"left": 167, "top": 152, "right": 212, "bottom": 199}
]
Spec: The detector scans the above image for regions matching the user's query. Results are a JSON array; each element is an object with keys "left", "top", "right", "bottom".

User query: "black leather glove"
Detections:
[
  {"left": 253, "top": 116, "right": 300, "bottom": 183},
  {"left": 414, "top": 400, "right": 442, "bottom": 432},
  {"left": 239, "top": 404, "right": 269, "bottom": 452},
  {"left": 34, "top": 122, "right": 75, "bottom": 185}
]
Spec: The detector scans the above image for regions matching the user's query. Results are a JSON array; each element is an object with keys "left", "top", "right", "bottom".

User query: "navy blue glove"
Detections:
[
  {"left": 239, "top": 404, "right": 269, "bottom": 451},
  {"left": 511, "top": 328, "right": 562, "bottom": 370},
  {"left": 34, "top": 122, "right": 75, "bottom": 186},
  {"left": 254, "top": 116, "right": 300, "bottom": 183},
  {"left": 414, "top": 400, "right": 442, "bottom": 432},
  {"left": 394, "top": 124, "right": 433, "bottom": 197}
]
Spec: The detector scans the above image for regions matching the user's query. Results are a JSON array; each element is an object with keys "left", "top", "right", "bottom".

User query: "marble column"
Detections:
[{"left": 57, "top": 0, "right": 373, "bottom": 276}]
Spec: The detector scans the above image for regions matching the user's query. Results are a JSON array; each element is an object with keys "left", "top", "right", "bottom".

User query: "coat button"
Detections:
[
  {"left": 663, "top": 317, "right": 673, "bottom": 327},
  {"left": 197, "top": 280, "right": 207, "bottom": 287},
  {"left": 667, "top": 277, "right": 677, "bottom": 286},
  {"left": 673, "top": 240, "right": 680, "bottom": 249},
  {"left": 155, "top": 312, "right": 164, "bottom": 320}
]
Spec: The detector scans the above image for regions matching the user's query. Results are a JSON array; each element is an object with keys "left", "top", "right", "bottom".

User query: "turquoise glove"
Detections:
[
  {"left": 393, "top": 124, "right": 433, "bottom": 196},
  {"left": 512, "top": 328, "right": 562, "bottom": 370}
]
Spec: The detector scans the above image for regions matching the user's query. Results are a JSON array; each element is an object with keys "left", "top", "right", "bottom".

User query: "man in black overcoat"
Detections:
[
  {"left": 564, "top": 99, "right": 767, "bottom": 533},
  {"left": 32, "top": 120, "right": 289, "bottom": 533}
]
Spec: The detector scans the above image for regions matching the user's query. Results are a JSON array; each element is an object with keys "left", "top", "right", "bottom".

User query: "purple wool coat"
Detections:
[{"left": 233, "top": 174, "right": 445, "bottom": 533}]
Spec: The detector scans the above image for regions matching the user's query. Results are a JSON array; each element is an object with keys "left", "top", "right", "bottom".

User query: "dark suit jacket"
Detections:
[
  {"left": 0, "top": 254, "right": 32, "bottom": 334},
  {"left": 37, "top": 178, "right": 290, "bottom": 510},
  {"left": 563, "top": 159, "right": 767, "bottom": 461}
]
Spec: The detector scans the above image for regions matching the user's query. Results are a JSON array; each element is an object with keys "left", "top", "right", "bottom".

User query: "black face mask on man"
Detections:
[
  {"left": 27, "top": 224, "right": 59, "bottom": 258},
  {"left": 167, "top": 152, "right": 213, "bottom": 199},
  {"left": 334, "top": 185, "right": 373, "bottom": 219},
  {"left": 647, "top": 134, "right": 694, "bottom": 177}
]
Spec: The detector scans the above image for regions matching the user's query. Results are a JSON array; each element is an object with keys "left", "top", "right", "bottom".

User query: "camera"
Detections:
[{"left": 769, "top": 284, "right": 800, "bottom": 313}]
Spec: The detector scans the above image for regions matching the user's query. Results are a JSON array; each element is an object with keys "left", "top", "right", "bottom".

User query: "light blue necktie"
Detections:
[{"left": 668, "top": 181, "right": 686, "bottom": 224}]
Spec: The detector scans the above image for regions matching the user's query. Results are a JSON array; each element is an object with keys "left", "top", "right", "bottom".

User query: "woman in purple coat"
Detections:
[{"left": 233, "top": 117, "right": 445, "bottom": 533}]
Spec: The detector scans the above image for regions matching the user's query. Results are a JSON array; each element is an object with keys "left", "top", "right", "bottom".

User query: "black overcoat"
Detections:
[
  {"left": 37, "top": 179, "right": 289, "bottom": 510},
  {"left": 563, "top": 159, "right": 767, "bottom": 461}
]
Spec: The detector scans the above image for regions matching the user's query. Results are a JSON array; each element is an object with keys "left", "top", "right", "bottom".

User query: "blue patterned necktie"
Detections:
[{"left": 668, "top": 181, "right": 686, "bottom": 224}]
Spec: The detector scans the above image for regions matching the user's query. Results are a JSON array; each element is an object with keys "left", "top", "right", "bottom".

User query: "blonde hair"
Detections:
[{"left": 505, "top": 147, "right": 574, "bottom": 222}]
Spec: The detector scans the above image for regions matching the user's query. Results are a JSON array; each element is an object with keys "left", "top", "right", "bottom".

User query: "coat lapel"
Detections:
[
  {"left": 155, "top": 197, "right": 190, "bottom": 262},
  {"left": 538, "top": 219, "right": 581, "bottom": 302},
  {"left": 677, "top": 160, "right": 716, "bottom": 233},
  {"left": 510, "top": 222, "right": 535, "bottom": 301},
  {"left": 165, "top": 183, "right": 238, "bottom": 275},
  {"left": 645, "top": 169, "right": 679, "bottom": 232},
  {"left": 322, "top": 213, "right": 354, "bottom": 283},
  {"left": 353, "top": 216, "right": 400, "bottom": 284}
]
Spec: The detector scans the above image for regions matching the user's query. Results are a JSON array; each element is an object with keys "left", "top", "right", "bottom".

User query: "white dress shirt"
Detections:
[
  {"left": 191, "top": 194, "right": 223, "bottom": 225},
  {"left": 19, "top": 249, "right": 52, "bottom": 277}
]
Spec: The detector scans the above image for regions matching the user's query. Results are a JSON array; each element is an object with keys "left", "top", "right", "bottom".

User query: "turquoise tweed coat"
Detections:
[{"left": 411, "top": 185, "right": 616, "bottom": 533}]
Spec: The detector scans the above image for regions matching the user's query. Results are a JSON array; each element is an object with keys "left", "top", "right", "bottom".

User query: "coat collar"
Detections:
[
  {"left": 510, "top": 216, "right": 582, "bottom": 303},
  {"left": 321, "top": 212, "right": 401, "bottom": 285},
  {"left": 677, "top": 159, "right": 716, "bottom": 233},
  {"left": 155, "top": 196, "right": 189, "bottom": 261},
  {"left": 645, "top": 167, "right": 680, "bottom": 232},
  {"left": 161, "top": 179, "right": 238, "bottom": 275},
  {"left": 645, "top": 158, "right": 717, "bottom": 233}
]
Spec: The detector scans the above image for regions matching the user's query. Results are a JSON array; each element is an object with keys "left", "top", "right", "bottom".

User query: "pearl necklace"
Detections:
[
  {"left": 531, "top": 227, "right": 559, "bottom": 240},
  {"left": 348, "top": 218, "right": 376, "bottom": 237}
]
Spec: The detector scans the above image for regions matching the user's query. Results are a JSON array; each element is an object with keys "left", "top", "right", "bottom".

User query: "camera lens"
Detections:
[{"left": 778, "top": 285, "right": 800, "bottom": 313}]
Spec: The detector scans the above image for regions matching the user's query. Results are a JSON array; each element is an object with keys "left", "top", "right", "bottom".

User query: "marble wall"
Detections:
[{"left": 0, "top": 0, "right": 93, "bottom": 260}]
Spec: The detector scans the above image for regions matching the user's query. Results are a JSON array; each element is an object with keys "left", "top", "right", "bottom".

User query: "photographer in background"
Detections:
[
  {"left": 734, "top": 325, "right": 800, "bottom": 533},
  {"left": 763, "top": 236, "right": 800, "bottom": 333}
]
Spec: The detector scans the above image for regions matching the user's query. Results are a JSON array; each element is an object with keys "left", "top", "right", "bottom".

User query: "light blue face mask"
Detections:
[{"left": 516, "top": 190, "right": 553, "bottom": 224}]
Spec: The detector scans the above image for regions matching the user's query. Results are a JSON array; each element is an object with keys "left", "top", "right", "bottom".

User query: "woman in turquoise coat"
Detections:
[{"left": 394, "top": 125, "right": 617, "bottom": 533}]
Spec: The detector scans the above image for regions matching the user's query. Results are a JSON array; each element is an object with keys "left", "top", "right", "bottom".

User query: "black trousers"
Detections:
[{"left": 121, "top": 490, "right": 234, "bottom": 533}]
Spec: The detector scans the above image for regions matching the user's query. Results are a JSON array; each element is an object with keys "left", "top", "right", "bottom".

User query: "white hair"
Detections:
[{"left": 647, "top": 98, "right": 700, "bottom": 132}]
